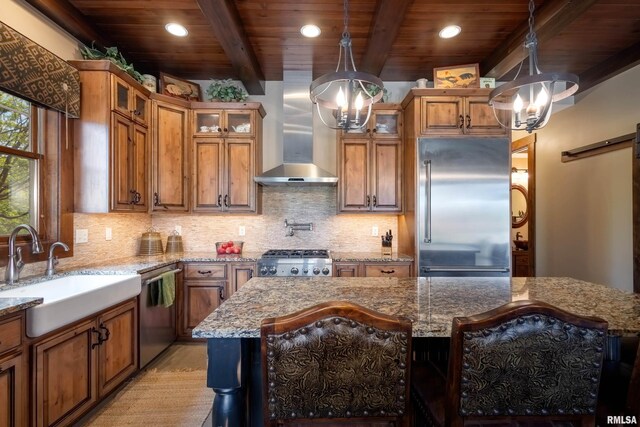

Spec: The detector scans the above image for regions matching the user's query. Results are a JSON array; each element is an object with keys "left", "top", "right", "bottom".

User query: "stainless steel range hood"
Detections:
[{"left": 254, "top": 71, "right": 338, "bottom": 186}]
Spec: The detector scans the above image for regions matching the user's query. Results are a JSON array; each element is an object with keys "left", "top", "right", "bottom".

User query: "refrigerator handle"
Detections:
[{"left": 423, "top": 160, "right": 432, "bottom": 243}]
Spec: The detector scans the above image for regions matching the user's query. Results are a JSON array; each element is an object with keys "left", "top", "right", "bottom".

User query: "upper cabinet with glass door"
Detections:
[
  {"left": 192, "top": 108, "right": 256, "bottom": 138},
  {"left": 111, "top": 74, "right": 149, "bottom": 127},
  {"left": 341, "top": 104, "right": 402, "bottom": 139}
]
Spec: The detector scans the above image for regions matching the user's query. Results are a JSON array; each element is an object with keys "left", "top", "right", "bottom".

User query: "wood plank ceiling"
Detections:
[{"left": 23, "top": 0, "right": 640, "bottom": 95}]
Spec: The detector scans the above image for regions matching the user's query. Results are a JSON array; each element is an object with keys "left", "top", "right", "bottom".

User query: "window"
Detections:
[
  {"left": 0, "top": 91, "right": 42, "bottom": 235},
  {"left": 0, "top": 88, "right": 73, "bottom": 265}
]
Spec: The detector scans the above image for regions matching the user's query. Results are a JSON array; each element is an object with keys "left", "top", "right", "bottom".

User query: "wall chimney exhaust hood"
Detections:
[{"left": 254, "top": 71, "right": 338, "bottom": 186}]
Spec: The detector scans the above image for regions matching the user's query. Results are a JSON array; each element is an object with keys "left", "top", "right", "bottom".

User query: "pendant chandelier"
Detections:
[
  {"left": 488, "top": 0, "right": 579, "bottom": 133},
  {"left": 310, "top": 0, "right": 384, "bottom": 131}
]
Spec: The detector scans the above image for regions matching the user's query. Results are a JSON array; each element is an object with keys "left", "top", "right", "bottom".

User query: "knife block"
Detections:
[{"left": 381, "top": 242, "right": 392, "bottom": 257}]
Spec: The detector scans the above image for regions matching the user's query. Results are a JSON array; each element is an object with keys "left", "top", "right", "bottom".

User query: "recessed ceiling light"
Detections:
[
  {"left": 300, "top": 24, "right": 321, "bottom": 38},
  {"left": 439, "top": 25, "right": 461, "bottom": 39},
  {"left": 165, "top": 23, "right": 188, "bottom": 37}
]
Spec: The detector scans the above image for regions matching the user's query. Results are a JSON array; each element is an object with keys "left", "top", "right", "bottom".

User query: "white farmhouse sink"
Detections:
[{"left": 0, "top": 274, "right": 141, "bottom": 337}]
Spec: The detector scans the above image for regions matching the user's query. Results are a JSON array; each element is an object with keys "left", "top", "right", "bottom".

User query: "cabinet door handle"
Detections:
[
  {"left": 459, "top": 114, "right": 464, "bottom": 128},
  {"left": 135, "top": 191, "right": 141, "bottom": 204},
  {"left": 223, "top": 128, "right": 228, "bottom": 133},
  {"left": 380, "top": 269, "right": 395, "bottom": 274},
  {"left": 197, "top": 270, "right": 212, "bottom": 275},
  {"left": 366, "top": 195, "right": 370, "bottom": 207},
  {"left": 217, "top": 195, "right": 222, "bottom": 207},
  {"left": 154, "top": 192, "right": 168, "bottom": 210},
  {"left": 99, "top": 323, "right": 111, "bottom": 343},
  {"left": 91, "top": 327, "right": 103, "bottom": 349},
  {"left": 129, "top": 189, "right": 137, "bottom": 204},
  {"left": 224, "top": 195, "right": 229, "bottom": 207},
  {"left": 466, "top": 114, "right": 471, "bottom": 129},
  {"left": 372, "top": 195, "right": 377, "bottom": 207},
  {"left": 219, "top": 288, "right": 225, "bottom": 301}
]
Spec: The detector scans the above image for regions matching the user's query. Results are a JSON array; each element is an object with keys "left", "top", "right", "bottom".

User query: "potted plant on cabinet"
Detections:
[{"left": 206, "top": 79, "right": 249, "bottom": 102}]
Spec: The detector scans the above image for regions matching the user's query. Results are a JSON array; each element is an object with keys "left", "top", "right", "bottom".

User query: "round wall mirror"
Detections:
[{"left": 511, "top": 184, "right": 528, "bottom": 228}]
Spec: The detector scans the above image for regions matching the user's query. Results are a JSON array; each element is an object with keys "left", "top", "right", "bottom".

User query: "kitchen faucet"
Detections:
[
  {"left": 45, "top": 241, "right": 70, "bottom": 277},
  {"left": 5, "top": 224, "right": 44, "bottom": 284}
]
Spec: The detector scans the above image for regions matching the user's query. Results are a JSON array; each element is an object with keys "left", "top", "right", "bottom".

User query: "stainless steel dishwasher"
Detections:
[{"left": 138, "top": 264, "right": 181, "bottom": 368}]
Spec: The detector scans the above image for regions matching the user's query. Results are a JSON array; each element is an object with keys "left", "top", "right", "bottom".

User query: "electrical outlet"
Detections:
[
  {"left": 371, "top": 226, "right": 379, "bottom": 236},
  {"left": 76, "top": 228, "right": 88, "bottom": 244},
  {"left": 105, "top": 227, "right": 112, "bottom": 241},
  {"left": 174, "top": 225, "right": 182, "bottom": 235},
  {"left": 239, "top": 226, "right": 246, "bottom": 236}
]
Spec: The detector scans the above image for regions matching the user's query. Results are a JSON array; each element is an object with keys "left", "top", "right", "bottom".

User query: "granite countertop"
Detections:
[
  {"left": 192, "top": 276, "right": 640, "bottom": 339},
  {"left": 331, "top": 252, "right": 413, "bottom": 262},
  {"left": 0, "top": 250, "right": 414, "bottom": 317},
  {"left": 0, "top": 297, "right": 43, "bottom": 317}
]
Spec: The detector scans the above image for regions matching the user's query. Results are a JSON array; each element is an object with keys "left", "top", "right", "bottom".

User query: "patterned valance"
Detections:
[{"left": 0, "top": 21, "right": 80, "bottom": 118}]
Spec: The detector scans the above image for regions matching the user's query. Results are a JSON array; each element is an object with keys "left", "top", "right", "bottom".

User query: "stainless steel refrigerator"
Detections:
[{"left": 418, "top": 137, "right": 511, "bottom": 277}]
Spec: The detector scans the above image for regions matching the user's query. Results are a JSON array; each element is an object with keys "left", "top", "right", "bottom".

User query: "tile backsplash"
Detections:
[
  {"left": 3, "top": 187, "right": 398, "bottom": 279},
  {"left": 152, "top": 187, "right": 398, "bottom": 253}
]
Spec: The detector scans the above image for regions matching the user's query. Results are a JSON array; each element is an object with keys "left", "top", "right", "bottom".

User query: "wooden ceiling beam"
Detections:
[
  {"left": 195, "top": 0, "right": 265, "bottom": 95},
  {"left": 359, "top": 0, "right": 413, "bottom": 76},
  {"left": 482, "top": 0, "right": 597, "bottom": 79},
  {"left": 578, "top": 40, "right": 640, "bottom": 93},
  {"left": 22, "top": 0, "right": 111, "bottom": 48}
]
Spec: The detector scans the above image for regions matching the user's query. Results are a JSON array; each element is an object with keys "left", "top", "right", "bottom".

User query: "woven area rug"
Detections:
[{"left": 85, "top": 369, "right": 213, "bottom": 426}]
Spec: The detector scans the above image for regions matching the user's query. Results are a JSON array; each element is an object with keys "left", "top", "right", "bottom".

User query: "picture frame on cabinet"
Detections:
[
  {"left": 433, "top": 63, "right": 480, "bottom": 89},
  {"left": 159, "top": 72, "right": 202, "bottom": 101}
]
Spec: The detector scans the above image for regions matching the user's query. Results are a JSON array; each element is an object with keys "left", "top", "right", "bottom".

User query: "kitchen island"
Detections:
[{"left": 193, "top": 276, "right": 640, "bottom": 426}]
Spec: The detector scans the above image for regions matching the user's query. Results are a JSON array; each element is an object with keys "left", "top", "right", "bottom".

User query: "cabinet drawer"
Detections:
[
  {"left": 363, "top": 264, "right": 411, "bottom": 277},
  {"left": 184, "top": 263, "right": 227, "bottom": 280},
  {"left": 0, "top": 315, "right": 22, "bottom": 354},
  {"left": 513, "top": 253, "right": 528, "bottom": 266}
]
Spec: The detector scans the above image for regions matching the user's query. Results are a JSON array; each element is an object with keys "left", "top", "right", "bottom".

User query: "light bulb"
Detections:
[
  {"left": 336, "top": 87, "right": 346, "bottom": 108},
  {"left": 355, "top": 92, "right": 364, "bottom": 110},
  {"left": 513, "top": 94, "right": 524, "bottom": 113},
  {"left": 535, "top": 87, "right": 549, "bottom": 108}
]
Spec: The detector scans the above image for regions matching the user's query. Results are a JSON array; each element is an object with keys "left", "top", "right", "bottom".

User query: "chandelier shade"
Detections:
[
  {"left": 488, "top": 0, "right": 579, "bottom": 133},
  {"left": 310, "top": 0, "right": 384, "bottom": 131}
]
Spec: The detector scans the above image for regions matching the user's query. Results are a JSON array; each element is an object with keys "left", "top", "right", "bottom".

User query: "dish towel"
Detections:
[{"left": 158, "top": 271, "right": 176, "bottom": 307}]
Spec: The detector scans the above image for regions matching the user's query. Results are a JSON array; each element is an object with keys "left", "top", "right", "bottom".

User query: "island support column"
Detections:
[{"left": 207, "top": 338, "right": 250, "bottom": 426}]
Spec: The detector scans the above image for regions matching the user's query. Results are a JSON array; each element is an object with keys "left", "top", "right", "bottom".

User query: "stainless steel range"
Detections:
[{"left": 257, "top": 249, "right": 333, "bottom": 277}]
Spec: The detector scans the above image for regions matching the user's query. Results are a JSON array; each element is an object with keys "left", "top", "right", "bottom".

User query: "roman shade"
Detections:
[{"left": 0, "top": 21, "right": 80, "bottom": 117}]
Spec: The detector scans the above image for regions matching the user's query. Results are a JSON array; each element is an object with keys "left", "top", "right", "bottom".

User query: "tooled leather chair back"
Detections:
[
  {"left": 446, "top": 300, "right": 608, "bottom": 427},
  {"left": 261, "top": 301, "right": 412, "bottom": 426}
]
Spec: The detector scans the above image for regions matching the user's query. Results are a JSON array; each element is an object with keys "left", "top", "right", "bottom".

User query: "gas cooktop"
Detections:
[
  {"left": 258, "top": 249, "right": 332, "bottom": 277},
  {"left": 261, "top": 249, "right": 330, "bottom": 259}
]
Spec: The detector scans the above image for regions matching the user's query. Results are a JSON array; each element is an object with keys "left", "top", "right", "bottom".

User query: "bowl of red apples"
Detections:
[{"left": 216, "top": 241, "right": 243, "bottom": 255}]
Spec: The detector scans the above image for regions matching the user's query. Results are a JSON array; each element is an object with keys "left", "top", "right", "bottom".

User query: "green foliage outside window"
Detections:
[{"left": 0, "top": 91, "right": 35, "bottom": 234}]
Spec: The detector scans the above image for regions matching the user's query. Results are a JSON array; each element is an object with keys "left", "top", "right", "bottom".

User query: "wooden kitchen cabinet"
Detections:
[
  {"left": 33, "top": 299, "right": 138, "bottom": 427},
  {"left": 191, "top": 103, "right": 264, "bottom": 213},
  {"left": 418, "top": 92, "right": 508, "bottom": 136},
  {"left": 512, "top": 250, "right": 530, "bottom": 277},
  {"left": 180, "top": 262, "right": 228, "bottom": 339},
  {"left": 333, "top": 260, "right": 412, "bottom": 277},
  {"left": 71, "top": 60, "right": 151, "bottom": 212},
  {"left": 192, "top": 108, "right": 257, "bottom": 138},
  {"left": 183, "top": 282, "right": 225, "bottom": 338},
  {"left": 334, "top": 262, "right": 361, "bottom": 277},
  {"left": 0, "top": 312, "right": 26, "bottom": 427},
  {"left": 33, "top": 318, "right": 97, "bottom": 427},
  {"left": 151, "top": 96, "right": 190, "bottom": 211},
  {"left": 180, "top": 261, "right": 256, "bottom": 339},
  {"left": 229, "top": 262, "right": 256, "bottom": 296},
  {"left": 337, "top": 104, "right": 402, "bottom": 213},
  {"left": 111, "top": 74, "right": 150, "bottom": 127},
  {"left": 96, "top": 300, "right": 138, "bottom": 397},
  {"left": 363, "top": 262, "right": 411, "bottom": 277}
]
